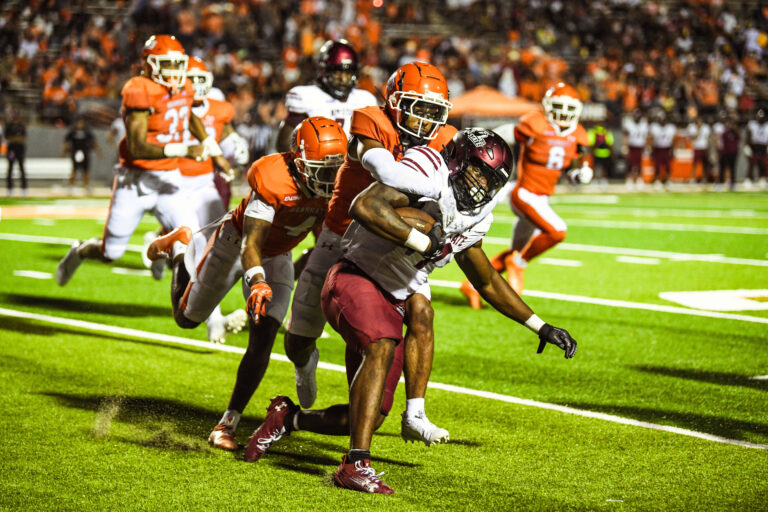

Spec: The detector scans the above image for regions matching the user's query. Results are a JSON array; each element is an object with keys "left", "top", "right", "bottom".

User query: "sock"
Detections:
[
  {"left": 171, "top": 240, "right": 187, "bottom": 259},
  {"left": 513, "top": 251, "right": 528, "bottom": 268},
  {"left": 405, "top": 398, "right": 425, "bottom": 419},
  {"left": 206, "top": 306, "right": 223, "bottom": 326},
  {"left": 286, "top": 410, "right": 300, "bottom": 433},
  {"left": 219, "top": 409, "right": 240, "bottom": 430},
  {"left": 347, "top": 449, "right": 371, "bottom": 464}
]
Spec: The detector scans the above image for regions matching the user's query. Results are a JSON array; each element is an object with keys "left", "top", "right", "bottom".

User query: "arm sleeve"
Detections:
[
  {"left": 361, "top": 146, "right": 441, "bottom": 198},
  {"left": 243, "top": 193, "right": 276, "bottom": 223}
]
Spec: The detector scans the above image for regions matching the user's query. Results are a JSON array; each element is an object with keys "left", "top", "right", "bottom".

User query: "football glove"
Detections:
[
  {"left": 536, "top": 323, "right": 577, "bottom": 359},
  {"left": 567, "top": 162, "right": 594, "bottom": 185},
  {"left": 232, "top": 134, "right": 250, "bottom": 166},
  {"left": 424, "top": 220, "right": 445, "bottom": 259},
  {"left": 246, "top": 281, "right": 272, "bottom": 323}
]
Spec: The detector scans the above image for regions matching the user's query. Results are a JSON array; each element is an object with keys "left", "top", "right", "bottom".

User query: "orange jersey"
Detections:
[
  {"left": 325, "top": 106, "right": 458, "bottom": 236},
  {"left": 118, "top": 76, "right": 195, "bottom": 171},
  {"left": 180, "top": 98, "right": 235, "bottom": 177},
  {"left": 514, "top": 110, "right": 589, "bottom": 195},
  {"left": 231, "top": 153, "right": 327, "bottom": 257}
]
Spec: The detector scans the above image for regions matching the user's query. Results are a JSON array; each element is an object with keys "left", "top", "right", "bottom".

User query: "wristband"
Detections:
[
  {"left": 163, "top": 143, "right": 188, "bottom": 157},
  {"left": 404, "top": 228, "right": 430, "bottom": 253},
  {"left": 524, "top": 314, "right": 545, "bottom": 333},
  {"left": 244, "top": 266, "right": 265, "bottom": 287},
  {"left": 202, "top": 136, "right": 223, "bottom": 157}
]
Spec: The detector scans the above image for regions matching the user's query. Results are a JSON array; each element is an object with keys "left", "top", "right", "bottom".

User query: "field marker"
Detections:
[
  {"left": 0, "top": 306, "right": 766, "bottom": 451},
  {"left": 616, "top": 256, "right": 661, "bottom": 265},
  {"left": 13, "top": 270, "right": 53, "bottom": 280},
  {"left": 751, "top": 375, "right": 768, "bottom": 380},
  {"left": 538, "top": 258, "right": 582, "bottom": 267},
  {"left": 111, "top": 268, "right": 153, "bottom": 277},
  {"left": 528, "top": 206, "right": 766, "bottom": 219},
  {"left": 659, "top": 290, "right": 768, "bottom": 312}
]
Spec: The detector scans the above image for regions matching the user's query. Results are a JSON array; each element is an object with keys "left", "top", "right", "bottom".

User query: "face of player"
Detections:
[
  {"left": 327, "top": 69, "right": 355, "bottom": 94},
  {"left": 403, "top": 100, "right": 445, "bottom": 139}
]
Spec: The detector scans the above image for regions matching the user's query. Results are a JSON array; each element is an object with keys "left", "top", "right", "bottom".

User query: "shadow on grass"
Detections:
[
  {"left": 633, "top": 365, "right": 768, "bottom": 392},
  {"left": 0, "top": 317, "right": 212, "bottom": 354},
  {"left": 430, "top": 290, "right": 474, "bottom": 308},
  {"left": 563, "top": 400, "right": 768, "bottom": 441},
  {"left": 3, "top": 292, "right": 169, "bottom": 317}
]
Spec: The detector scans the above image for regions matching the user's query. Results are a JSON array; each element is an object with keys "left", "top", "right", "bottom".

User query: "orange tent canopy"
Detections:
[{"left": 448, "top": 85, "right": 541, "bottom": 118}]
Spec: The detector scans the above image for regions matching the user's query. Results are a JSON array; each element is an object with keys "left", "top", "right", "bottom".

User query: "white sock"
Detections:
[
  {"left": 405, "top": 398, "right": 425, "bottom": 419},
  {"left": 171, "top": 240, "right": 187, "bottom": 259},
  {"left": 513, "top": 251, "right": 528, "bottom": 268},
  {"left": 207, "top": 306, "right": 223, "bottom": 325},
  {"left": 220, "top": 409, "right": 240, "bottom": 430}
]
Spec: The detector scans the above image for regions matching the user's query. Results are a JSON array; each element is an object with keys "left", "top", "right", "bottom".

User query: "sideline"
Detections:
[{"left": 0, "top": 306, "right": 765, "bottom": 451}]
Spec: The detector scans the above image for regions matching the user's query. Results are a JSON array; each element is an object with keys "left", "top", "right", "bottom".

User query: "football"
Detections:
[{"left": 395, "top": 206, "right": 435, "bottom": 234}]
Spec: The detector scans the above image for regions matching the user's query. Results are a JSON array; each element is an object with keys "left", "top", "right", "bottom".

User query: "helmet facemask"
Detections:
[
  {"left": 321, "top": 66, "right": 358, "bottom": 100},
  {"left": 449, "top": 158, "right": 507, "bottom": 214},
  {"left": 543, "top": 95, "right": 582, "bottom": 134},
  {"left": 146, "top": 52, "right": 188, "bottom": 90},
  {"left": 389, "top": 91, "right": 451, "bottom": 141},
  {"left": 187, "top": 69, "right": 213, "bottom": 100},
  {"left": 294, "top": 149, "right": 344, "bottom": 198}
]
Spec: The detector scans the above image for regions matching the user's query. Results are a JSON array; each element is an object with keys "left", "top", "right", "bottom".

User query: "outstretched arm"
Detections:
[
  {"left": 456, "top": 242, "right": 577, "bottom": 358},
  {"left": 241, "top": 214, "right": 274, "bottom": 323}
]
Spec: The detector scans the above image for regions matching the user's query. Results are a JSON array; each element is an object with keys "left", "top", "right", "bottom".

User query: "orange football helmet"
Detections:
[
  {"left": 187, "top": 57, "right": 213, "bottom": 100},
  {"left": 385, "top": 61, "right": 452, "bottom": 141},
  {"left": 142, "top": 35, "right": 188, "bottom": 89},
  {"left": 291, "top": 117, "right": 348, "bottom": 197},
  {"left": 542, "top": 82, "right": 582, "bottom": 134}
]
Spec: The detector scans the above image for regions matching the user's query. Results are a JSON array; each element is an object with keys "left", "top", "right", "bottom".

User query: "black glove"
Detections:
[
  {"left": 423, "top": 220, "right": 445, "bottom": 259},
  {"left": 537, "top": 323, "right": 577, "bottom": 359}
]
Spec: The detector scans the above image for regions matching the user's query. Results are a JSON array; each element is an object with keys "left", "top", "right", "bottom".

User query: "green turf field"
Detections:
[{"left": 1, "top": 191, "right": 767, "bottom": 511}]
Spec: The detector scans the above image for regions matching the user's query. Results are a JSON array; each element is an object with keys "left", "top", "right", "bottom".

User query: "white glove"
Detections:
[
  {"left": 743, "top": 145, "right": 753, "bottom": 157},
  {"left": 220, "top": 132, "right": 250, "bottom": 166},
  {"left": 567, "top": 162, "right": 594, "bottom": 184}
]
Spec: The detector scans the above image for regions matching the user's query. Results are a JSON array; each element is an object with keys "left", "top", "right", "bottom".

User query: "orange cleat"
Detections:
[
  {"left": 208, "top": 422, "right": 238, "bottom": 451},
  {"left": 146, "top": 226, "right": 192, "bottom": 261},
  {"left": 504, "top": 251, "right": 525, "bottom": 296},
  {"left": 459, "top": 280, "right": 483, "bottom": 310}
]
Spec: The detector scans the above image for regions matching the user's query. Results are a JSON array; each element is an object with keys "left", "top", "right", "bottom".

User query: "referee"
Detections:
[{"left": 62, "top": 117, "right": 100, "bottom": 194}]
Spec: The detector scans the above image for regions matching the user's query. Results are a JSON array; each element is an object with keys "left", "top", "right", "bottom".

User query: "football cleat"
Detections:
[
  {"left": 333, "top": 455, "right": 394, "bottom": 494},
  {"left": 56, "top": 240, "right": 83, "bottom": 286},
  {"left": 401, "top": 411, "right": 449, "bottom": 446},
  {"left": 146, "top": 226, "right": 192, "bottom": 261},
  {"left": 459, "top": 280, "right": 483, "bottom": 310},
  {"left": 244, "top": 395, "right": 298, "bottom": 462},
  {"left": 295, "top": 347, "right": 319, "bottom": 408},
  {"left": 208, "top": 422, "right": 238, "bottom": 451},
  {"left": 504, "top": 251, "right": 525, "bottom": 296},
  {"left": 207, "top": 309, "right": 248, "bottom": 344}
]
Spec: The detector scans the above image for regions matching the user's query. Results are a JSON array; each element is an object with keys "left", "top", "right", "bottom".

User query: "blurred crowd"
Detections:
[{"left": 1, "top": 0, "right": 768, "bottom": 160}]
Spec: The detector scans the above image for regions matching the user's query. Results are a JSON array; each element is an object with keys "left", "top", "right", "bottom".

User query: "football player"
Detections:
[
  {"left": 622, "top": 108, "right": 649, "bottom": 189},
  {"left": 55, "top": 35, "right": 228, "bottom": 286},
  {"left": 174, "top": 56, "right": 250, "bottom": 343},
  {"left": 460, "top": 82, "right": 592, "bottom": 307},
  {"left": 244, "top": 128, "right": 578, "bottom": 494},
  {"left": 275, "top": 40, "right": 378, "bottom": 151},
  {"left": 745, "top": 108, "right": 768, "bottom": 188},
  {"left": 284, "top": 61, "right": 455, "bottom": 446},
  {"left": 146, "top": 117, "right": 346, "bottom": 452}
]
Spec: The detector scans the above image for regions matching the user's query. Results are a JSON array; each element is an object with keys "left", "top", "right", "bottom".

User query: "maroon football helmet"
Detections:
[
  {"left": 317, "top": 40, "right": 359, "bottom": 101},
  {"left": 443, "top": 128, "right": 513, "bottom": 213}
]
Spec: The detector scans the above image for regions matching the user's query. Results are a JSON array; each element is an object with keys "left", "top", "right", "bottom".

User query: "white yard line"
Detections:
[
  {"left": 751, "top": 375, "right": 768, "bottom": 380},
  {"left": 5, "top": 232, "right": 768, "bottom": 267},
  {"left": 482, "top": 238, "right": 768, "bottom": 267},
  {"left": 616, "top": 256, "right": 661, "bottom": 265},
  {"left": 0, "top": 306, "right": 765, "bottom": 451},
  {"left": 531, "top": 206, "right": 767, "bottom": 219},
  {"left": 428, "top": 279, "right": 768, "bottom": 325},
  {"left": 490, "top": 217, "right": 768, "bottom": 235},
  {"left": 537, "top": 258, "right": 583, "bottom": 267}
]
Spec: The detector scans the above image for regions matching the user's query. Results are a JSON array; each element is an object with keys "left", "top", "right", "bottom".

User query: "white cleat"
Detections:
[
  {"left": 401, "top": 411, "right": 449, "bottom": 446},
  {"left": 56, "top": 241, "right": 83, "bottom": 286},
  {"left": 295, "top": 347, "right": 319, "bottom": 408},
  {"left": 141, "top": 231, "right": 155, "bottom": 269},
  {"left": 207, "top": 309, "right": 248, "bottom": 344}
]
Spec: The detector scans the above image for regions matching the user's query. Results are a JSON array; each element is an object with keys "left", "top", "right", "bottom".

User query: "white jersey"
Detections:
[
  {"left": 747, "top": 120, "right": 768, "bottom": 145},
  {"left": 622, "top": 117, "right": 649, "bottom": 148},
  {"left": 343, "top": 146, "right": 495, "bottom": 301},
  {"left": 686, "top": 123, "right": 712, "bottom": 150},
  {"left": 649, "top": 122, "right": 677, "bottom": 148},
  {"left": 285, "top": 84, "right": 378, "bottom": 136}
]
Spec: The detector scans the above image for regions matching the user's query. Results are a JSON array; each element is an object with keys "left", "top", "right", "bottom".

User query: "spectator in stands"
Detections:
[
  {"left": 4, "top": 111, "right": 27, "bottom": 196},
  {"left": 62, "top": 116, "right": 100, "bottom": 194},
  {"left": 713, "top": 112, "right": 741, "bottom": 191}
]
